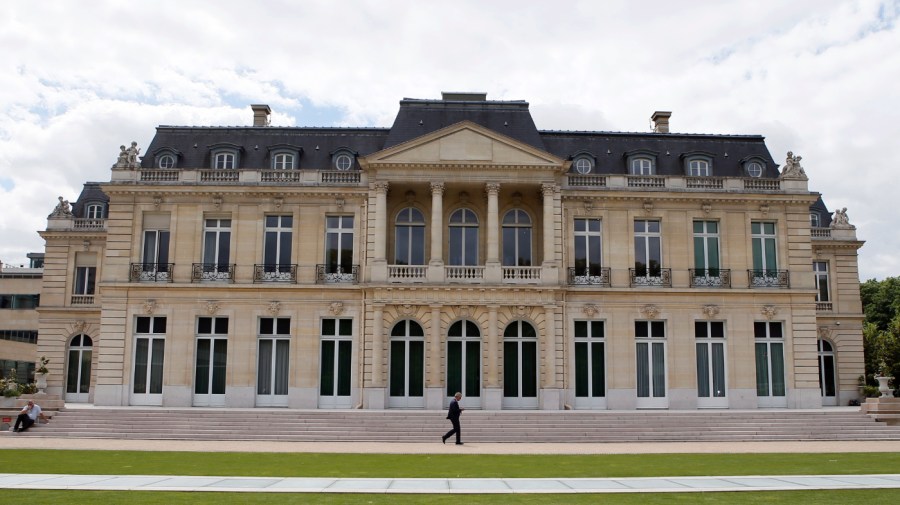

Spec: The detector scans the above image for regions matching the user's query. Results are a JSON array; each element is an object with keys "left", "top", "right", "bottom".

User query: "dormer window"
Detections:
[
  {"left": 273, "top": 153, "right": 294, "bottom": 170},
  {"left": 86, "top": 203, "right": 104, "bottom": 219},
  {"left": 682, "top": 153, "right": 714, "bottom": 176},
  {"left": 688, "top": 159, "right": 710, "bottom": 176},
  {"left": 335, "top": 154, "right": 353, "bottom": 171},
  {"left": 744, "top": 160, "right": 764, "bottom": 178},
  {"left": 158, "top": 154, "right": 175, "bottom": 169},
  {"left": 810, "top": 213, "right": 820, "bottom": 227},
  {"left": 625, "top": 150, "right": 658, "bottom": 175},
  {"left": 631, "top": 158, "right": 654, "bottom": 175},
  {"left": 215, "top": 152, "right": 235, "bottom": 169},
  {"left": 574, "top": 157, "right": 593, "bottom": 174}
]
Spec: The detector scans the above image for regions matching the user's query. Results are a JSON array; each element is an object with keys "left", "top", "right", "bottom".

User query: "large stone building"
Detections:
[
  {"left": 0, "top": 254, "right": 43, "bottom": 383},
  {"left": 32, "top": 93, "right": 864, "bottom": 410}
]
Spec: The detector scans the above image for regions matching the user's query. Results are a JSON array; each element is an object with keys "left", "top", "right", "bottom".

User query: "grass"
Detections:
[
  {"left": 0, "top": 489, "right": 898, "bottom": 504},
  {"left": 2, "top": 450, "right": 899, "bottom": 478}
]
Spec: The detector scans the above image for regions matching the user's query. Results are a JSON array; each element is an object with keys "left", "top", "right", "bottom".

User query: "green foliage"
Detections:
[
  {"left": 37, "top": 356, "right": 49, "bottom": 375},
  {"left": 861, "top": 277, "right": 900, "bottom": 383},
  {"left": 860, "top": 276, "right": 900, "bottom": 331}
]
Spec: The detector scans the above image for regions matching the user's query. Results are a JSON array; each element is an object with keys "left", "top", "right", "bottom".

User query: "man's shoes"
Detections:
[
  {"left": 11, "top": 428, "right": 17, "bottom": 433},
  {"left": 455, "top": 442, "right": 464, "bottom": 445},
  {"left": 441, "top": 436, "right": 446, "bottom": 444}
]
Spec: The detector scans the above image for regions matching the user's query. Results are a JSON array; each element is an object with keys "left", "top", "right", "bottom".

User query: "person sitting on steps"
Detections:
[{"left": 12, "top": 400, "right": 48, "bottom": 433}]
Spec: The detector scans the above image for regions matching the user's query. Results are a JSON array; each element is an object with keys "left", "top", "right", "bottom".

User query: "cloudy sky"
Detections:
[{"left": 0, "top": 0, "right": 896, "bottom": 279}]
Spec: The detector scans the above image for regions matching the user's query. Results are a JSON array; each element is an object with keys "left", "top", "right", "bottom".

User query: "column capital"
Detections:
[
  {"left": 373, "top": 181, "right": 390, "bottom": 194},
  {"left": 485, "top": 182, "right": 501, "bottom": 196},
  {"left": 541, "top": 183, "right": 558, "bottom": 197},
  {"left": 430, "top": 181, "right": 445, "bottom": 195}
]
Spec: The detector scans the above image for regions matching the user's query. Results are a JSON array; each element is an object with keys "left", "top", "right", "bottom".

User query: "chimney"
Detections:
[
  {"left": 651, "top": 111, "right": 672, "bottom": 133},
  {"left": 251, "top": 104, "right": 271, "bottom": 126}
]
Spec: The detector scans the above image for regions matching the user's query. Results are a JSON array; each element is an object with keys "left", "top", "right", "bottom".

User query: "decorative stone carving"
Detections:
[
  {"left": 701, "top": 202, "right": 712, "bottom": 215},
  {"left": 541, "top": 183, "right": 557, "bottom": 199},
  {"left": 761, "top": 305, "right": 778, "bottom": 319},
  {"left": 780, "top": 151, "right": 807, "bottom": 180},
  {"left": 516, "top": 305, "right": 528, "bottom": 316},
  {"left": 329, "top": 301, "right": 344, "bottom": 315},
  {"left": 113, "top": 141, "right": 141, "bottom": 169},
  {"left": 206, "top": 301, "right": 220, "bottom": 315},
  {"left": 267, "top": 301, "right": 281, "bottom": 316},
  {"left": 458, "top": 191, "right": 469, "bottom": 203},
  {"left": 405, "top": 190, "right": 416, "bottom": 202},
  {"left": 273, "top": 196, "right": 283, "bottom": 210},
  {"left": 335, "top": 197, "right": 344, "bottom": 211},
  {"left": 702, "top": 305, "right": 720, "bottom": 318},
  {"left": 643, "top": 200, "right": 653, "bottom": 215},
  {"left": 511, "top": 192, "right": 523, "bottom": 205},
  {"left": 430, "top": 182, "right": 445, "bottom": 195},
  {"left": 485, "top": 183, "right": 500, "bottom": 196},
  {"left": 398, "top": 303, "right": 414, "bottom": 316},
  {"left": 831, "top": 207, "right": 855, "bottom": 229},
  {"left": 583, "top": 199, "right": 594, "bottom": 213},
  {"left": 143, "top": 300, "right": 157, "bottom": 314},
  {"left": 212, "top": 195, "right": 223, "bottom": 210},
  {"left": 153, "top": 195, "right": 163, "bottom": 209},
  {"left": 582, "top": 304, "right": 599, "bottom": 317},
  {"left": 640, "top": 304, "right": 660, "bottom": 319},
  {"left": 456, "top": 305, "right": 471, "bottom": 317},
  {"left": 82, "top": 240, "right": 91, "bottom": 251},
  {"left": 72, "top": 320, "right": 87, "bottom": 333},
  {"left": 818, "top": 326, "right": 833, "bottom": 340},
  {"left": 48, "top": 196, "right": 73, "bottom": 218},
  {"left": 374, "top": 181, "right": 390, "bottom": 194},
  {"left": 759, "top": 204, "right": 769, "bottom": 217}
]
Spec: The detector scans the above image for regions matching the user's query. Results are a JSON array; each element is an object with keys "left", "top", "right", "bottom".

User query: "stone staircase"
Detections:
[{"left": 13, "top": 408, "right": 900, "bottom": 442}]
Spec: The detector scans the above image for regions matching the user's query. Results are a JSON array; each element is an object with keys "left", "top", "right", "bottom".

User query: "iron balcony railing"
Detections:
[
  {"left": 191, "top": 263, "right": 236, "bottom": 283},
  {"left": 629, "top": 267, "right": 672, "bottom": 287},
  {"left": 567, "top": 267, "right": 611, "bottom": 287},
  {"left": 130, "top": 263, "right": 174, "bottom": 282},
  {"left": 316, "top": 264, "right": 359, "bottom": 284},
  {"left": 253, "top": 264, "right": 298, "bottom": 283},
  {"left": 689, "top": 268, "right": 731, "bottom": 288},
  {"left": 747, "top": 269, "right": 790, "bottom": 288}
]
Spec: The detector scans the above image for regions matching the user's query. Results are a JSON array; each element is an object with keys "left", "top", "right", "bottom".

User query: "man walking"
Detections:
[{"left": 442, "top": 392, "right": 465, "bottom": 445}]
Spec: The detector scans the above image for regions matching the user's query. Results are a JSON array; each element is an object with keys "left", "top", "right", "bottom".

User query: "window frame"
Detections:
[
  {"left": 334, "top": 153, "right": 353, "bottom": 171},
  {"left": 157, "top": 154, "right": 176, "bottom": 169},
  {"left": 574, "top": 157, "right": 593, "bottom": 174}
]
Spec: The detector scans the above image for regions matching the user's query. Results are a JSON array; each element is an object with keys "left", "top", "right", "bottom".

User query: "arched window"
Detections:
[
  {"left": 66, "top": 334, "right": 93, "bottom": 402},
  {"left": 85, "top": 203, "right": 104, "bottom": 219},
  {"left": 394, "top": 207, "right": 425, "bottom": 265},
  {"left": 273, "top": 153, "right": 294, "bottom": 170},
  {"left": 503, "top": 320, "right": 538, "bottom": 408},
  {"left": 214, "top": 152, "right": 235, "bottom": 169},
  {"left": 688, "top": 159, "right": 711, "bottom": 176},
  {"left": 449, "top": 208, "right": 478, "bottom": 266},
  {"left": 447, "top": 320, "right": 481, "bottom": 398},
  {"left": 389, "top": 319, "right": 425, "bottom": 407},
  {"left": 502, "top": 209, "right": 532, "bottom": 266},
  {"left": 631, "top": 158, "right": 654, "bottom": 175},
  {"left": 158, "top": 154, "right": 175, "bottom": 169},
  {"left": 818, "top": 339, "right": 836, "bottom": 404}
]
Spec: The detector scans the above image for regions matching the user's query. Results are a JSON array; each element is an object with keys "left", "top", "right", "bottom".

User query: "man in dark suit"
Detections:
[{"left": 442, "top": 392, "right": 465, "bottom": 445}]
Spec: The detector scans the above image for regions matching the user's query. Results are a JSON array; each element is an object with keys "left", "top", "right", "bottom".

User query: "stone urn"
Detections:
[
  {"left": 875, "top": 376, "right": 894, "bottom": 398},
  {"left": 35, "top": 373, "right": 47, "bottom": 394}
]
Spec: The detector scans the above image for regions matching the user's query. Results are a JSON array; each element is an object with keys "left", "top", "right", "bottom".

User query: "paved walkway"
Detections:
[{"left": 2, "top": 473, "right": 900, "bottom": 494}]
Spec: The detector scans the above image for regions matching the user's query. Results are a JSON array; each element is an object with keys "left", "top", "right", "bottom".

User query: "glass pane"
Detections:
[
  {"left": 395, "top": 226, "right": 410, "bottom": 264},
  {"left": 274, "top": 340, "right": 289, "bottom": 395},
  {"left": 764, "top": 239, "right": 777, "bottom": 271},
  {"left": 591, "top": 342, "right": 605, "bottom": 397},
  {"left": 636, "top": 342, "right": 649, "bottom": 397},
  {"left": 133, "top": 339, "right": 148, "bottom": 394},
  {"left": 651, "top": 342, "right": 665, "bottom": 397},
  {"left": 324, "top": 339, "right": 340, "bottom": 396},
  {"left": 822, "top": 355, "right": 835, "bottom": 396},
  {"left": 409, "top": 341, "right": 424, "bottom": 397},
  {"left": 337, "top": 340, "right": 352, "bottom": 396},
  {"left": 195, "top": 339, "right": 210, "bottom": 395},
  {"left": 79, "top": 350, "right": 92, "bottom": 393},
  {"left": 521, "top": 341, "right": 537, "bottom": 397},
  {"left": 411, "top": 226, "right": 425, "bottom": 265},
  {"left": 464, "top": 227, "right": 478, "bottom": 265},
  {"left": 697, "top": 343, "right": 710, "bottom": 397},
  {"left": 259, "top": 340, "right": 274, "bottom": 395},
  {"left": 339, "top": 318, "right": 353, "bottom": 336},
  {"left": 712, "top": 343, "right": 726, "bottom": 397},
  {"left": 503, "top": 341, "right": 518, "bottom": 397},
  {"left": 771, "top": 343, "right": 785, "bottom": 396},
  {"left": 708, "top": 238, "right": 719, "bottom": 270},
  {"left": 264, "top": 232, "right": 277, "bottom": 265},
  {"left": 755, "top": 342, "right": 769, "bottom": 396},
  {"left": 502, "top": 228, "right": 516, "bottom": 266},
  {"left": 212, "top": 340, "right": 227, "bottom": 394},
  {"left": 389, "top": 341, "right": 405, "bottom": 397},
  {"left": 752, "top": 238, "right": 763, "bottom": 271},
  {"left": 449, "top": 228, "right": 462, "bottom": 265},
  {"left": 447, "top": 341, "right": 462, "bottom": 396},
  {"left": 143, "top": 231, "right": 157, "bottom": 264},
  {"left": 67, "top": 350, "right": 80, "bottom": 393},
  {"left": 575, "top": 342, "right": 588, "bottom": 397},
  {"left": 574, "top": 321, "right": 587, "bottom": 339},
  {"left": 149, "top": 339, "right": 165, "bottom": 394},
  {"left": 465, "top": 341, "right": 480, "bottom": 397}
]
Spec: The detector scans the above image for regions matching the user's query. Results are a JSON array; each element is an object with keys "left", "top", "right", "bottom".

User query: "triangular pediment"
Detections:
[{"left": 363, "top": 121, "right": 564, "bottom": 168}]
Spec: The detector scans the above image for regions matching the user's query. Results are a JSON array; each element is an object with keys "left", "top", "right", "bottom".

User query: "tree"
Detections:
[{"left": 861, "top": 277, "right": 900, "bottom": 383}]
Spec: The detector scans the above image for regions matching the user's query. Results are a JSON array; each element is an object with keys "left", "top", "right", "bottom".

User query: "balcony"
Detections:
[
  {"left": 316, "top": 264, "right": 359, "bottom": 284},
  {"left": 566, "top": 174, "right": 607, "bottom": 187},
  {"left": 388, "top": 265, "right": 427, "bottom": 282},
  {"left": 567, "top": 267, "right": 611, "bottom": 287},
  {"left": 73, "top": 218, "right": 107, "bottom": 230},
  {"left": 192, "top": 263, "right": 236, "bottom": 283},
  {"left": 446, "top": 265, "right": 485, "bottom": 283},
  {"left": 320, "top": 171, "right": 361, "bottom": 184},
  {"left": 130, "top": 263, "right": 174, "bottom": 282},
  {"left": 253, "top": 264, "right": 297, "bottom": 283},
  {"left": 811, "top": 227, "right": 832, "bottom": 239},
  {"left": 685, "top": 177, "right": 724, "bottom": 189},
  {"left": 199, "top": 170, "right": 240, "bottom": 183},
  {"left": 689, "top": 268, "right": 731, "bottom": 288},
  {"left": 71, "top": 295, "right": 94, "bottom": 305},
  {"left": 743, "top": 179, "right": 780, "bottom": 191},
  {"left": 627, "top": 175, "right": 666, "bottom": 188},
  {"left": 502, "top": 266, "right": 542, "bottom": 284},
  {"left": 748, "top": 269, "right": 790, "bottom": 288},
  {"left": 629, "top": 268, "right": 672, "bottom": 288},
  {"left": 816, "top": 301, "right": 833, "bottom": 312}
]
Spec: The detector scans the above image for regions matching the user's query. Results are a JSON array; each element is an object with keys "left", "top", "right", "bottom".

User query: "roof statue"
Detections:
[
  {"left": 780, "top": 151, "right": 807, "bottom": 180},
  {"left": 113, "top": 141, "right": 141, "bottom": 169},
  {"left": 831, "top": 207, "right": 855, "bottom": 229},
  {"left": 48, "top": 196, "right": 73, "bottom": 218}
]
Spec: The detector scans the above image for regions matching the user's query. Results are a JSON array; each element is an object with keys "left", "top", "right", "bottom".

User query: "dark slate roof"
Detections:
[
  {"left": 73, "top": 182, "right": 109, "bottom": 218},
  {"left": 383, "top": 99, "right": 546, "bottom": 150},
  {"left": 810, "top": 195, "right": 834, "bottom": 227},
  {"left": 142, "top": 127, "right": 390, "bottom": 170}
]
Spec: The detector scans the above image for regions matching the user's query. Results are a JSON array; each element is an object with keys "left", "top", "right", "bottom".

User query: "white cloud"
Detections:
[{"left": 0, "top": 0, "right": 897, "bottom": 279}]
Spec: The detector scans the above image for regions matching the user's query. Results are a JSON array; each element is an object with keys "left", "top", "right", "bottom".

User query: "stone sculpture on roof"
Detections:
[
  {"left": 831, "top": 207, "right": 854, "bottom": 229},
  {"left": 780, "top": 151, "right": 807, "bottom": 180},
  {"left": 113, "top": 141, "right": 141, "bottom": 169},
  {"left": 48, "top": 196, "right": 73, "bottom": 218}
]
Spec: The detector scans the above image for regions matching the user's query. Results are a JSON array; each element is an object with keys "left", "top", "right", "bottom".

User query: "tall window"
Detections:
[
  {"left": 86, "top": 204, "right": 103, "bottom": 219},
  {"left": 813, "top": 261, "right": 830, "bottom": 303},
  {"left": 754, "top": 321, "right": 785, "bottom": 398},
  {"left": 818, "top": 339, "right": 836, "bottom": 400},
  {"left": 447, "top": 320, "right": 481, "bottom": 398},
  {"left": 74, "top": 266, "right": 96, "bottom": 295},
  {"left": 203, "top": 218, "right": 231, "bottom": 272},
  {"left": 325, "top": 216, "right": 354, "bottom": 274},
  {"left": 751, "top": 222, "right": 777, "bottom": 274},
  {"left": 810, "top": 213, "right": 820, "bottom": 227},
  {"left": 502, "top": 209, "right": 532, "bottom": 266},
  {"left": 142, "top": 229, "right": 170, "bottom": 277},
  {"left": 693, "top": 220, "right": 720, "bottom": 277},
  {"left": 389, "top": 320, "right": 425, "bottom": 401},
  {"left": 449, "top": 209, "right": 478, "bottom": 266},
  {"left": 503, "top": 320, "right": 538, "bottom": 404},
  {"left": 634, "top": 220, "right": 661, "bottom": 277},
  {"left": 573, "top": 218, "right": 602, "bottom": 277},
  {"left": 688, "top": 159, "right": 711, "bottom": 176},
  {"left": 273, "top": 153, "right": 294, "bottom": 170},
  {"left": 258, "top": 317, "right": 290, "bottom": 406},
  {"left": 133, "top": 316, "right": 166, "bottom": 399},
  {"left": 214, "top": 152, "right": 235, "bottom": 169},
  {"left": 631, "top": 158, "right": 653, "bottom": 175},
  {"left": 195, "top": 317, "right": 228, "bottom": 404},
  {"left": 574, "top": 320, "right": 605, "bottom": 399},
  {"left": 394, "top": 207, "right": 425, "bottom": 265},
  {"left": 695, "top": 321, "right": 726, "bottom": 400},
  {"left": 66, "top": 334, "right": 92, "bottom": 401},
  {"left": 635, "top": 321, "right": 666, "bottom": 400},
  {"left": 264, "top": 215, "right": 293, "bottom": 271},
  {"left": 320, "top": 318, "right": 353, "bottom": 402}
]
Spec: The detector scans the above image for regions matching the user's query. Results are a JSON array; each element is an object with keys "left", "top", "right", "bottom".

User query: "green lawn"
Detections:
[{"left": 2, "top": 450, "right": 899, "bottom": 478}]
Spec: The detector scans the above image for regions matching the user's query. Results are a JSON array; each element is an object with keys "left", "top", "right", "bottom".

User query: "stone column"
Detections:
[
  {"left": 483, "top": 304, "right": 502, "bottom": 410},
  {"left": 429, "top": 182, "right": 444, "bottom": 265},
  {"left": 541, "top": 183, "right": 556, "bottom": 265},
  {"left": 426, "top": 304, "right": 443, "bottom": 409},
  {"left": 365, "top": 303, "right": 387, "bottom": 409},
  {"left": 541, "top": 304, "right": 561, "bottom": 409},
  {"left": 486, "top": 183, "right": 500, "bottom": 263},
  {"left": 374, "top": 182, "right": 389, "bottom": 262}
]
